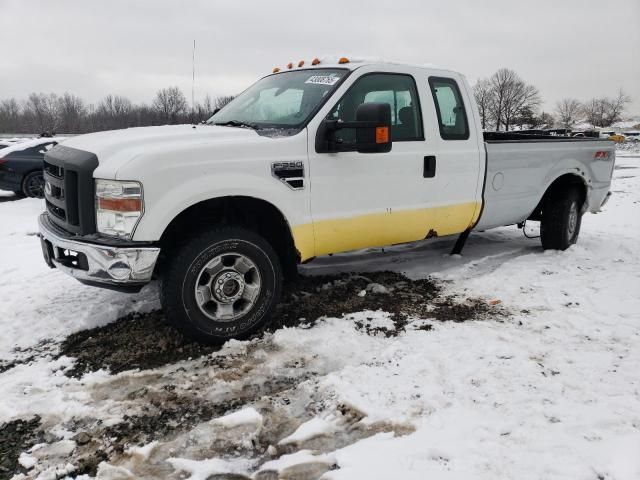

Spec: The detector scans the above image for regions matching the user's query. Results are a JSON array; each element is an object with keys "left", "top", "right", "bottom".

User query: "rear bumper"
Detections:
[{"left": 38, "top": 212, "right": 160, "bottom": 292}]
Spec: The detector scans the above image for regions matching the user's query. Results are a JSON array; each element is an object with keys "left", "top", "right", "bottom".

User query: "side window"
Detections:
[
  {"left": 328, "top": 73, "right": 423, "bottom": 144},
  {"left": 428, "top": 77, "right": 469, "bottom": 140}
]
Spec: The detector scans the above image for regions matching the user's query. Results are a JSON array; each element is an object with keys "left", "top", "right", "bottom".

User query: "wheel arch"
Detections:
[
  {"left": 157, "top": 195, "right": 299, "bottom": 279},
  {"left": 528, "top": 173, "right": 588, "bottom": 221}
]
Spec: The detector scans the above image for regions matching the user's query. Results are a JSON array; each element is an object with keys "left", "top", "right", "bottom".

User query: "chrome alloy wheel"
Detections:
[{"left": 194, "top": 253, "right": 262, "bottom": 322}]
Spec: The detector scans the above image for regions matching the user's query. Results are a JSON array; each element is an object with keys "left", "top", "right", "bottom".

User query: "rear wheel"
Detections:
[
  {"left": 22, "top": 171, "right": 45, "bottom": 198},
  {"left": 161, "top": 226, "right": 282, "bottom": 344},
  {"left": 540, "top": 187, "right": 583, "bottom": 250}
]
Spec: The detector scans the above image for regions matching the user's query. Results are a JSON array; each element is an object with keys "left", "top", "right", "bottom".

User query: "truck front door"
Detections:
[{"left": 306, "top": 70, "right": 431, "bottom": 257}]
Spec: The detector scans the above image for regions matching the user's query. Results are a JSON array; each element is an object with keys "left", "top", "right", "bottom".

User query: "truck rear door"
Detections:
[{"left": 420, "top": 74, "right": 485, "bottom": 232}]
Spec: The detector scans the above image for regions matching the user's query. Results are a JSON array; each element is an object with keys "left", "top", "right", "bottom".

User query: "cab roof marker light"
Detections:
[
  {"left": 311, "top": 58, "right": 321, "bottom": 65},
  {"left": 287, "top": 62, "right": 293, "bottom": 69},
  {"left": 338, "top": 57, "right": 350, "bottom": 64},
  {"left": 298, "top": 60, "right": 305, "bottom": 67},
  {"left": 273, "top": 67, "right": 280, "bottom": 73}
]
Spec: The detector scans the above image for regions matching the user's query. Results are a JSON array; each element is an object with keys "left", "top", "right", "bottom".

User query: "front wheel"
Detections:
[
  {"left": 161, "top": 226, "right": 282, "bottom": 344},
  {"left": 540, "top": 187, "right": 583, "bottom": 250}
]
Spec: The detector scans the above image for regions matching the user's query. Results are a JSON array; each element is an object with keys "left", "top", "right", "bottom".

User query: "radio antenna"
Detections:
[{"left": 191, "top": 39, "right": 196, "bottom": 123}]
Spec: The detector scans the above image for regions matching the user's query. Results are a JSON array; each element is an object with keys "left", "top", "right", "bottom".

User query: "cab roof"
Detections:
[{"left": 270, "top": 56, "right": 461, "bottom": 77}]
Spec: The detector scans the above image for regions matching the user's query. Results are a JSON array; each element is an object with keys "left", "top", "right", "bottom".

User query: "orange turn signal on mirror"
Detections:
[
  {"left": 98, "top": 197, "right": 142, "bottom": 212},
  {"left": 375, "top": 126, "right": 389, "bottom": 144}
]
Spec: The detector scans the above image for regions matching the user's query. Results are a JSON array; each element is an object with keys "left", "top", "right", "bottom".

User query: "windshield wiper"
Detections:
[{"left": 212, "top": 120, "right": 259, "bottom": 130}]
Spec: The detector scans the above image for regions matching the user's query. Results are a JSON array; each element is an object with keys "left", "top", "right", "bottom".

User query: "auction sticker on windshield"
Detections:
[{"left": 305, "top": 74, "right": 341, "bottom": 86}]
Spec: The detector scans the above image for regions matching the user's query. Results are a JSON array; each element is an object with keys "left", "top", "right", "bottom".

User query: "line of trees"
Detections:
[
  {"left": 560, "top": 90, "right": 631, "bottom": 129},
  {"left": 1, "top": 72, "right": 633, "bottom": 134},
  {"left": 0, "top": 87, "right": 235, "bottom": 134},
  {"left": 473, "top": 68, "right": 631, "bottom": 130}
]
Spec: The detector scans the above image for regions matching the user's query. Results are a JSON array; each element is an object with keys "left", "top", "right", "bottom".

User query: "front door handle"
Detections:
[{"left": 423, "top": 156, "right": 436, "bottom": 178}]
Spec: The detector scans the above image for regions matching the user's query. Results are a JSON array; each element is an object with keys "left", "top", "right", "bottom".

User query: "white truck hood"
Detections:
[{"left": 61, "top": 124, "right": 261, "bottom": 178}]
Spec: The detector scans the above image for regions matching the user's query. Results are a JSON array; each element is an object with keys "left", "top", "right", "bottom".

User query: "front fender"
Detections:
[{"left": 132, "top": 172, "right": 309, "bottom": 242}]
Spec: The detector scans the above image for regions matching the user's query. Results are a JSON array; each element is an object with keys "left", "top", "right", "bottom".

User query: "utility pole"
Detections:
[{"left": 192, "top": 40, "right": 196, "bottom": 123}]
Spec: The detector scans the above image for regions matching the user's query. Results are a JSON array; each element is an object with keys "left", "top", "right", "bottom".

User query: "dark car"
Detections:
[{"left": 0, "top": 139, "right": 61, "bottom": 197}]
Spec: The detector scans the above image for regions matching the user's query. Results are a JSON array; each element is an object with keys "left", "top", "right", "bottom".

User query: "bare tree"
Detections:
[
  {"left": 214, "top": 95, "right": 235, "bottom": 110},
  {"left": 473, "top": 79, "right": 493, "bottom": 130},
  {"left": 603, "top": 89, "right": 630, "bottom": 126},
  {"left": 23, "top": 93, "right": 61, "bottom": 133},
  {"left": 95, "top": 94, "right": 133, "bottom": 130},
  {"left": 153, "top": 87, "right": 188, "bottom": 124},
  {"left": 538, "top": 112, "right": 555, "bottom": 129},
  {"left": 57, "top": 93, "right": 85, "bottom": 133},
  {"left": 192, "top": 94, "right": 215, "bottom": 123},
  {"left": 202, "top": 94, "right": 214, "bottom": 115},
  {"left": 555, "top": 98, "right": 582, "bottom": 128},
  {"left": 480, "top": 68, "right": 540, "bottom": 131},
  {"left": 582, "top": 98, "right": 607, "bottom": 127},
  {"left": 500, "top": 80, "right": 540, "bottom": 131},
  {"left": 0, "top": 98, "right": 21, "bottom": 132},
  {"left": 582, "top": 90, "right": 631, "bottom": 127}
]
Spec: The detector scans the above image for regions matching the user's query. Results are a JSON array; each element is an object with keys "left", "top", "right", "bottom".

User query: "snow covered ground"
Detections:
[{"left": 0, "top": 150, "right": 639, "bottom": 480}]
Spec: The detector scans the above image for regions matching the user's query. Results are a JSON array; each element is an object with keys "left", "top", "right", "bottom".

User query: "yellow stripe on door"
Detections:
[{"left": 292, "top": 201, "right": 481, "bottom": 261}]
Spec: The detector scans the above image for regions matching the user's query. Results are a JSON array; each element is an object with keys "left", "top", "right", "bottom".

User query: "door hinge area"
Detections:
[{"left": 272, "top": 161, "right": 305, "bottom": 190}]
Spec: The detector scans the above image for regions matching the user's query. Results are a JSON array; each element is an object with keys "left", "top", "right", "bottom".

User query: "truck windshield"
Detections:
[{"left": 207, "top": 69, "right": 348, "bottom": 129}]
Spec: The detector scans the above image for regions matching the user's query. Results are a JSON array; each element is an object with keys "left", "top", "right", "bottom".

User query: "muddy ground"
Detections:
[
  {"left": 0, "top": 272, "right": 505, "bottom": 479},
  {"left": 59, "top": 272, "right": 499, "bottom": 378}
]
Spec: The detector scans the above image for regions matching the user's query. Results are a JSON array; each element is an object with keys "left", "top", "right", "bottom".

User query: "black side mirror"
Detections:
[
  {"left": 354, "top": 102, "right": 392, "bottom": 154},
  {"left": 315, "top": 102, "right": 393, "bottom": 154}
]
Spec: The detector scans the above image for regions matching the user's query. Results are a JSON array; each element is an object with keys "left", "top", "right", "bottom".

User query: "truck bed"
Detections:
[
  {"left": 484, "top": 132, "right": 604, "bottom": 142},
  {"left": 474, "top": 134, "right": 615, "bottom": 231}
]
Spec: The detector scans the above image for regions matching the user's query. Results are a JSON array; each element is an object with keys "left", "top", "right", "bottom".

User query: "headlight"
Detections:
[{"left": 95, "top": 179, "right": 143, "bottom": 239}]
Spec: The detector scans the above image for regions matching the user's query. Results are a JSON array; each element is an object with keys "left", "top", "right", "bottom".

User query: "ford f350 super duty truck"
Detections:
[{"left": 38, "top": 58, "right": 615, "bottom": 343}]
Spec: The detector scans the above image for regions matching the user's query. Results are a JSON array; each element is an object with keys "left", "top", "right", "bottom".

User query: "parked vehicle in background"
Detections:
[
  {"left": 0, "top": 137, "right": 64, "bottom": 197},
  {"left": 607, "top": 134, "right": 626, "bottom": 143},
  {"left": 37, "top": 58, "right": 615, "bottom": 344}
]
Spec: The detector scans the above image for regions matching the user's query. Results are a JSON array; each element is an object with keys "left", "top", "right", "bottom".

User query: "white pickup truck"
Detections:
[{"left": 39, "top": 58, "right": 615, "bottom": 343}]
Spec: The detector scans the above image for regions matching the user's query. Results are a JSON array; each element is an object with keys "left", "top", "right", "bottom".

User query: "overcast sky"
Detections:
[{"left": 1, "top": 0, "right": 639, "bottom": 115}]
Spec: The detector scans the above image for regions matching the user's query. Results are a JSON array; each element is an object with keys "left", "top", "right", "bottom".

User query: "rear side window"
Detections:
[{"left": 429, "top": 77, "right": 469, "bottom": 140}]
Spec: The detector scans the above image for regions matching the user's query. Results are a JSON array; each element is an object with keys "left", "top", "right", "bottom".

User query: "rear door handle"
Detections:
[{"left": 423, "top": 156, "right": 436, "bottom": 178}]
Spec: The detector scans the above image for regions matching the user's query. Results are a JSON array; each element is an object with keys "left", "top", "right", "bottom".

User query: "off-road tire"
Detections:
[
  {"left": 22, "top": 170, "right": 45, "bottom": 198},
  {"left": 540, "top": 187, "right": 583, "bottom": 250},
  {"left": 161, "top": 226, "right": 282, "bottom": 344}
]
